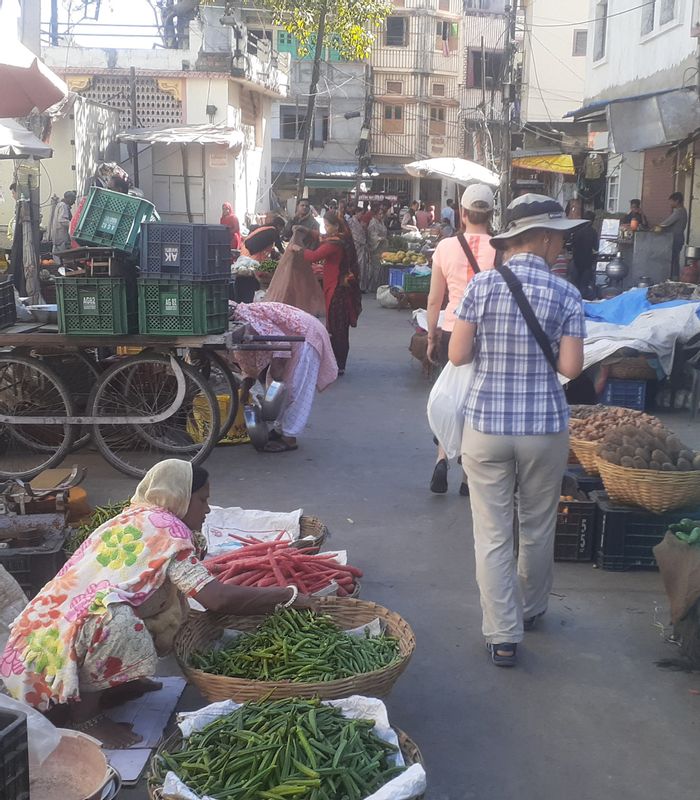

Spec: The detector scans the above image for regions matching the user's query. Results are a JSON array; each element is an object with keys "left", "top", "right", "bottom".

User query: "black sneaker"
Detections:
[
  {"left": 430, "top": 459, "right": 448, "bottom": 493},
  {"left": 459, "top": 481, "right": 470, "bottom": 496}
]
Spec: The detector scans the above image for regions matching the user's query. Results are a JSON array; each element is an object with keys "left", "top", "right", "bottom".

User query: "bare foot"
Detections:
[
  {"left": 101, "top": 677, "right": 163, "bottom": 709},
  {"left": 71, "top": 714, "right": 143, "bottom": 749}
]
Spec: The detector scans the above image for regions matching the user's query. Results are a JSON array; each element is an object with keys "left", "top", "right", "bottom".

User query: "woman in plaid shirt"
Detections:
[{"left": 449, "top": 194, "right": 587, "bottom": 668}]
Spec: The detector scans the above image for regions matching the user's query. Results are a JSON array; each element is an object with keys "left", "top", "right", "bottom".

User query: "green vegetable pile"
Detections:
[
  {"left": 256, "top": 259, "right": 278, "bottom": 274},
  {"left": 65, "top": 500, "right": 130, "bottom": 553},
  {"left": 670, "top": 518, "right": 700, "bottom": 545},
  {"left": 191, "top": 608, "right": 400, "bottom": 682},
  {"left": 156, "top": 698, "right": 404, "bottom": 800}
]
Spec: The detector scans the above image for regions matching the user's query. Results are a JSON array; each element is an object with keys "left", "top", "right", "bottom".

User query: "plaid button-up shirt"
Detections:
[{"left": 455, "top": 253, "right": 586, "bottom": 436}]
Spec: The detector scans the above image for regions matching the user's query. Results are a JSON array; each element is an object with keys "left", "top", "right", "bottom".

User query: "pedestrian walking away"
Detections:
[
  {"left": 293, "top": 212, "right": 362, "bottom": 374},
  {"left": 449, "top": 193, "right": 586, "bottom": 668},
  {"left": 427, "top": 183, "right": 496, "bottom": 496},
  {"left": 366, "top": 206, "right": 389, "bottom": 293}
]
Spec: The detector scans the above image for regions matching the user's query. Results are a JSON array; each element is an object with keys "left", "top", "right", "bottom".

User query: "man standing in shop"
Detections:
[
  {"left": 658, "top": 192, "right": 688, "bottom": 275},
  {"left": 51, "top": 190, "right": 76, "bottom": 255},
  {"left": 282, "top": 199, "right": 320, "bottom": 245},
  {"left": 440, "top": 198, "right": 456, "bottom": 230}
]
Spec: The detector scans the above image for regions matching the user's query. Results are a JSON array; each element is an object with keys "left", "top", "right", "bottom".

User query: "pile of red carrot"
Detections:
[{"left": 204, "top": 537, "right": 362, "bottom": 596}]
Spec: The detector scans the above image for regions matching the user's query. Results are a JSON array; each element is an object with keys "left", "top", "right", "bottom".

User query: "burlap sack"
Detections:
[
  {"left": 264, "top": 230, "right": 325, "bottom": 318},
  {"left": 653, "top": 532, "right": 700, "bottom": 624}
]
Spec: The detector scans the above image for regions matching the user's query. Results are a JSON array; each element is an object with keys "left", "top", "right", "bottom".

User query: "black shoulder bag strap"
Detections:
[
  {"left": 495, "top": 264, "right": 559, "bottom": 374},
  {"left": 457, "top": 232, "right": 480, "bottom": 274}
]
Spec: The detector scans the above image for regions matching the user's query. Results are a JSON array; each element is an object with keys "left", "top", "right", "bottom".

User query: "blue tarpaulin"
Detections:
[{"left": 583, "top": 288, "right": 693, "bottom": 326}]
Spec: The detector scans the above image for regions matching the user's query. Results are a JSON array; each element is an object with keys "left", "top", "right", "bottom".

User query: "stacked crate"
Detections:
[
  {"left": 55, "top": 187, "right": 158, "bottom": 335},
  {"left": 137, "top": 223, "right": 231, "bottom": 336}
]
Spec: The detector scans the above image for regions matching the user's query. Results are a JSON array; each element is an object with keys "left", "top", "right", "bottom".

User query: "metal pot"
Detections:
[
  {"left": 261, "top": 380, "right": 288, "bottom": 421},
  {"left": 27, "top": 304, "right": 58, "bottom": 324},
  {"left": 243, "top": 404, "right": 269, "bottom": 450},
  {"left": 686, "top": 246, "right": 700, "bottom": 259},
  {"left": 605, "top": 255, "right": 628, "bottom": 280},
  {"left": 636, "top": 276, "right": 652, "bottom": 288}
]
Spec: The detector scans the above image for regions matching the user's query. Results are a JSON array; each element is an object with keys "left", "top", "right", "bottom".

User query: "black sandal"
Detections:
[
  {"left": 430, "top": 459, "right": 448, "bottom": 494},
  {"left": 486, "top": 642, "right": 517, "bottom": 667},
  {"left": 524, "top": 612, "right": 545, "bottom": 631}
]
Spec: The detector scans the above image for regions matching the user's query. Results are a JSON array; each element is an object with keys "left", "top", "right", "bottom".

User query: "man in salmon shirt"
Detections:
[{"left": 426, "top": 183, "right": 496, "bottom": 495}]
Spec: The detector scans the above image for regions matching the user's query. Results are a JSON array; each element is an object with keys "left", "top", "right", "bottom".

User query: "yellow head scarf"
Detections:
[{"left": 131, "top": 459, "right": 193, "bottom": 520}]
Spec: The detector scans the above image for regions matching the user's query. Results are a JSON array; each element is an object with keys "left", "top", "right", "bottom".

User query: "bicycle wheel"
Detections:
[
  {"left": 90, "top": 353, "right": 220, "bottom": 478},
  {"left": 201, "top": 351, "right": 241, "bottom": 439},
  {"left": 0, "top": 354, "right": 76, "bottom": 480}
]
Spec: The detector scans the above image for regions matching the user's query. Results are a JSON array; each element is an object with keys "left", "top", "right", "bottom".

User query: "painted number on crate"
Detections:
[
  {"left": 161, "top": 293, "right": 179, "bottom": 315},
  {"left": 98, "top": 213, "right": 120, "bottom": 235},
  {"left": 80, "top": 294, "right": 98, "bottom": 314},
  {"left": 163, "top": 246, "right": 180, "bottom": 266},
  {"left": 578, "top": 518, "right": 588, "bottom": 554}
]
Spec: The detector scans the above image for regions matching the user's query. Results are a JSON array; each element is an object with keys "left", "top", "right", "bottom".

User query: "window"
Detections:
[
  {"left": 385, "top": 17, "right": 407, "bottom": 47},
  {"left": 280, "top": 106, "right": 306, "bottom": 140},
  {"left": 247, "top": 29, "right": 272, "bottom": 57},
  {"left": 438, "top": 0, "right": 450, "bottom": 10},
  {"left": 572, "top": 29, "right": 587, "bottom": 56},
  {"left": 386, "top": 80, "right": 403, "bottom": 94},
  {"left": 277, "top": 31, "right": 295, "bottom": 55},
  {"left": 432, "top": 82, "right": 445, "bottom": 96},
  {"left": 469, "top": 50, "right": 504, "bottom": 88},
  {"left": 594, "top": 1, "right": 608, "bottom": 61},
  {"left": 642, "top": 0, "right": 679, "bottom": 34},
  {"left": 383, "top": 104, "right": 404, "bottom": 134},
  {"left": 429, "top": 106, "right": 446, "bottom": 135},
  {"left": 435, "top": 21, "right": 459, "bottom": 52},
  {"left": 464, "top": 0, "right": 504, "bottom": 10},
  {"left": 607, "top": 173, "right": 620, "bottom": 214}
]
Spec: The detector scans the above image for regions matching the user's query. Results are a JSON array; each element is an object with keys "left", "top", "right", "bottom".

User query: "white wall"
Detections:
[
  {"left": 585, "top": 0, "right": 697, "bottom": 103},
  {"left": 520, "top": 0, "right": 586, "bottom": 123},
  {"left": 606, "top": 151, "right": 644, "bottom": 213}
]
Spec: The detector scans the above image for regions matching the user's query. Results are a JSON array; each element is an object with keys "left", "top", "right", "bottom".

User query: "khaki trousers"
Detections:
[{"left": 461, "top": 426, "right": 569, "bottom": 644}]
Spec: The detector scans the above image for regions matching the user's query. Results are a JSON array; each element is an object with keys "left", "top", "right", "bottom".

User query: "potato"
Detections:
[
  {"left": 679, "top": 449, "right": 694, "bottom": 463},
  {"left": 632, "top": 456, "right": 649, "bottom": 470},
  {"left": 666, "top": 436, "right": 682, "bottom": 455},
  {"left": 619, "top": 444, "right": 636, "bottom": 458},
  {"left": 620, "top": 456, "right": 636, "bottom": 468},
  {"left": 652, "top": 450, "right": 669, "bottom": 464},
  {"left": 677, "top": 458, "right": 693, "bottom": 472},
  {"left": 693, "top": 454, "right": 700, "bottom": 470},
  {"left": 649, "top": 460, "right": 662, "bottom": 471},
  {"left": 661, "top": 462, "right": 678, "bottom": 471},
  {"left": 605, "top": 452, "right": 622, "bottom": 466}
]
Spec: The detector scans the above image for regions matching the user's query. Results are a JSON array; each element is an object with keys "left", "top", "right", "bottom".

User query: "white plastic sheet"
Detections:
[
  {"left": 0, "top": 695, "right": 61, "bottom": 775},
  {"left": 427, "top": 361, "right": 474, "bottom": 460},
  {"left": 203, "top": 506, "right": 303, "bottom": 556},
  {"left": 162, "top": 696, "right": 426, "bottom": 800}
]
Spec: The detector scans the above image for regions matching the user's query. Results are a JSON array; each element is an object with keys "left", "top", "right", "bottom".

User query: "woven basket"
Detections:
[
  {"left": 607, "top": 356, "right": 657, "bottom": 380},
  {"left": 147, "top": 725, "right": 424, "bottom": 800},
  {"left": 174, "top": 597, "right": 415, "bottom": 702},
  {"left": 569, "top": 437, "right": 601, "bottom": 476},
  {"left": 596, "top": 456, "right": 700, "bottom": 513},
  {"left": 295, "top": 515, "right": 328, "bottom": 550}
]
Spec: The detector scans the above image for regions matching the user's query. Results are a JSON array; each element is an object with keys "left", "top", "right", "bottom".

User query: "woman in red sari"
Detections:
[
  {"left": 292, "top": 212, "right": 362, "bottom": 375},
  {"left": 220, "top": 202, "right": 241, "bottom": 250}
]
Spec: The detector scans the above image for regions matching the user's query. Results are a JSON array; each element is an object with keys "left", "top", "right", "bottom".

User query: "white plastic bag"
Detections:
[
  {"left": 376, "top": 285, "right": 400, "bottom": 309},
  {"left": 427, "top": 361, "right": 474, "bottom": 460},
  {"left": 0, "top": 695, "right": 61, "bottom": 775}
]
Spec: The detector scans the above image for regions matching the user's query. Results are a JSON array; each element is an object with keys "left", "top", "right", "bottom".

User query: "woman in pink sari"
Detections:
[{"left": 230, "top": 302, "right": 338, "bottom": 452}]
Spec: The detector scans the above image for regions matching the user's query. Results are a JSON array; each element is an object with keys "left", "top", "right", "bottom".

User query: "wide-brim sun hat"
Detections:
[{"left": 490, "top": 193, "right": 589, "bottom": 250}]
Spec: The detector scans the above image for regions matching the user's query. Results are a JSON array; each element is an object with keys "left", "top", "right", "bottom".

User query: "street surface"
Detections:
[{"left": 76, "top": 302, "right": 699, "bottom": 800}]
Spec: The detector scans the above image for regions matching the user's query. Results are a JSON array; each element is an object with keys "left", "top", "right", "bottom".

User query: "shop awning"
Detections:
[
  {"left": 272, "top": 160, "right": 362, "bottom": 178},
  {"left": 0, "top": 119, "right": 53, "bottom": 159},
  {"left": 305, "top": 177, "right": 364, "bottom": 189},
  {"left": 512, "top": 154, "right": 575, "bottom": 175},
  {"left": 118, "top": 124, "right": 244, "bottom": 153},
  {"left": 0, "top": 39, "right": 68, "bottom": 117}
]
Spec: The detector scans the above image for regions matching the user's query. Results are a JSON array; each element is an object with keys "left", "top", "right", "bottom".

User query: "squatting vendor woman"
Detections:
[{"left": 0, "top": 459, "right": 313, "bottom": 746}]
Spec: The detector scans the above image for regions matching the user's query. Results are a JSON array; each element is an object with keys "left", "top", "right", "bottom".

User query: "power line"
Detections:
[{"left": 522, "top": 1, "right": 655, "bottom": 30}]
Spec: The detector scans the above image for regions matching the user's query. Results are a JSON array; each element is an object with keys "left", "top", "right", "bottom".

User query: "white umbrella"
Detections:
[
  {"left": 404, "top": 157, "right": 499, "bottom": 188},
  {"left": 0, "top": 119, "right": 53, "bottom": 159},
  {"left": 0, "top": 39, "right": 68, "bottom": 117}
]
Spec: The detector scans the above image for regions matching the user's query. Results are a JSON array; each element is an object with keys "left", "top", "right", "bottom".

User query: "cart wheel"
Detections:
[
  {"left": 0, "top": 353, "right": 76, "bottom": 480},
  {"left": 187, "top": 350, "right": 241, "bottom": 440},
  {"left": 89, "top": 353, "right": 221, "bottom": 478}
]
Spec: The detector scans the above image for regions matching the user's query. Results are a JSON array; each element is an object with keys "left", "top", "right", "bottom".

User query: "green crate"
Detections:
[
  {"left": 74, "top": 187, "right": 159, "bottom": 255},
  {"left": 56, "top": 276, "right": 138, "bottom": 336},
  {"left": 137, "top": 279, "right": 229, "bottom": 336},
  {"left": 403, "top": 274, "right": 431, "bottom": 292}
]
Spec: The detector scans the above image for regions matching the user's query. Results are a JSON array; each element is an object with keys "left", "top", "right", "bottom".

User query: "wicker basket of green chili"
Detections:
[
  {"left": 174, "top": 598, "right": 415, "bottom": 702},
  {"left": 146, "top": 697, "right": 425, "bottom": 800}
]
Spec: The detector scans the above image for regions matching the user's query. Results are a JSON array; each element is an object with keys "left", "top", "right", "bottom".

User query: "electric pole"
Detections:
[
  {"left": 501, "top": 1, "right": 518, "bottom": 214},
  {"left": 354, "top": 64, "right": 373, "bottom": 201},
  {"left": 296, "top": 2, "right": 328, "bottom": 200}
]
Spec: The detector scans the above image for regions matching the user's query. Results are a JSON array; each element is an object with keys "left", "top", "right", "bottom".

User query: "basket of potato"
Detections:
[
  {"left": 595, "top": 422, "right": 700, "bottom": 513},
  {"left": 568, "top": 405, "right": 663, "bottom": 476}
]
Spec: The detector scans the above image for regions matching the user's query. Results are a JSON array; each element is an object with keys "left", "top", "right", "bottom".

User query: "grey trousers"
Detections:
[{"left": 461, "top": 426, "right": 569, "bottom": 644}]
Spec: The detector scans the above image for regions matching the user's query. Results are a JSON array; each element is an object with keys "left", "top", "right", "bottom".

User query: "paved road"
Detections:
[{"left": 79, "top": 302, "right": 698, "bottom": 800}]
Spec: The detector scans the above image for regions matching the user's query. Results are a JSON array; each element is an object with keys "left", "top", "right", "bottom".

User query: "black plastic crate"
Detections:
[
  {"left": 555, "top": 496, "right": 597, "bottom": 562},
  {"left": 0, "top": 279, "right": 16, "bottom": 330},
  {"left": 0, "top": 710, "right": 29, "bottom": 800},
  {"left": 593, "top": 490, "right": 700, "bottom": 571},
  {"left": 564, "top": 466, "right": 604, "bottom": 495},
  {"left": 601, "top": 379, "right": 647, "bottom": 410},
  {"left": 0, "top": 530, "right": 67, "bottom": 598},
  {"left": 140, "top": 223, "right": 232, "bottom": 280}
]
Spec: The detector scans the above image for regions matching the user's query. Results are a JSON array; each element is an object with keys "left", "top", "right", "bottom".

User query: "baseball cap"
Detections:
[
  {"left": 461, "top": 183, "right": 495, "bottom": 211},
  {"left": 490, "top": 194, "right": 588, "bottom": 250}
]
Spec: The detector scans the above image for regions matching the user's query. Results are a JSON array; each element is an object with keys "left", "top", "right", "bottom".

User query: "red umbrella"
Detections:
[{"left": 0, "top": 39, "right": 68, "bottom": 117}]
